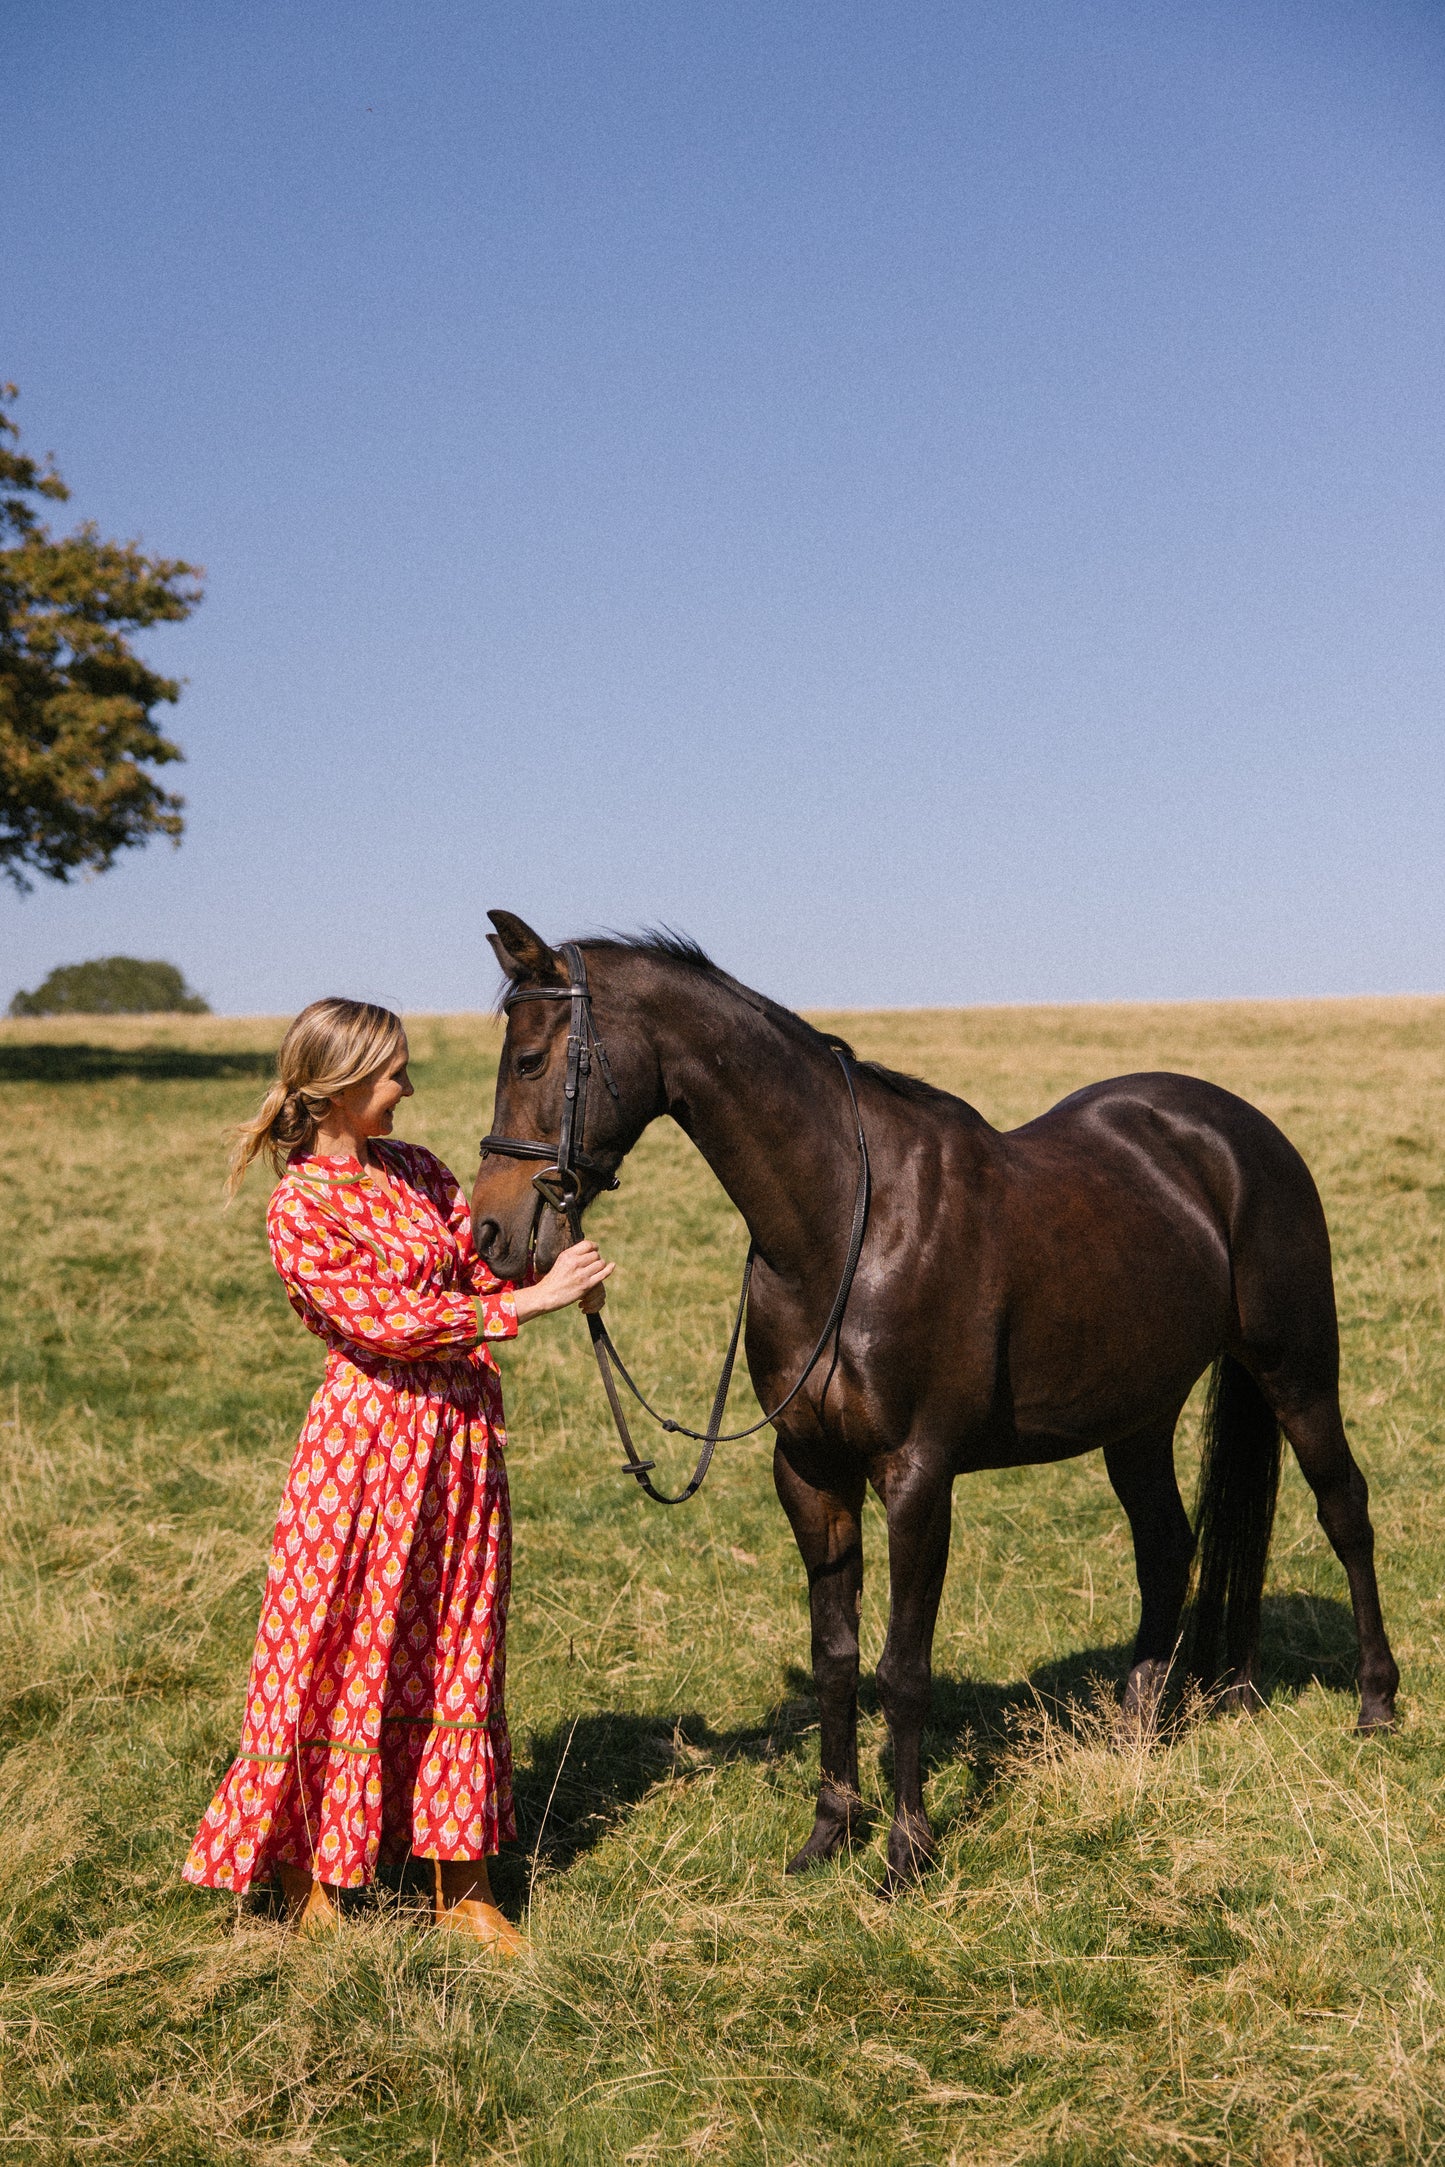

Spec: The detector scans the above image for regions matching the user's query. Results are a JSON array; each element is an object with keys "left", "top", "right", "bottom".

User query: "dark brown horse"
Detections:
[{"left": 471, "top": 913, "right": 1398, "bottom": 1888}]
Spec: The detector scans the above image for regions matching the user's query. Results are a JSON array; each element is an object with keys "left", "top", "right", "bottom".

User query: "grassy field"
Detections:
[{"left": 1, "top": 996, "right": 1443, "bottom": 2165}]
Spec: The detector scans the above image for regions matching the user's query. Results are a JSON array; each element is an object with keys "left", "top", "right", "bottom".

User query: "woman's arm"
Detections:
[{"left": 270, "top": 1190, "right": 498, "bottom": 1359}]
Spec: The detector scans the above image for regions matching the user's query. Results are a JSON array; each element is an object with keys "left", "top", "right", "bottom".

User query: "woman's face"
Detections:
[{"left": 329, "top": 1040, "right": 414, "bottom": 1139}]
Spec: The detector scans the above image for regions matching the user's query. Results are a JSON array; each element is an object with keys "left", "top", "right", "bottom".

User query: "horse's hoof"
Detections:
[
  {"left": 1119, "top": 1660, "right": 1169, "bottom": 1736},
  {"left": 877, "top": 1854, "right": 933, "bottom": 1902},
  {"left": 785, "top": 1821, "right": 855, "bottom": 1875},
  {"left": 1357, "top": 1672, "right": 1399, "bottom": 1733},
  {"left": 882, "top": 1815, "right": 935, "bottom": 1893},
  {"left": 786, "top": 1785, "right": 864, "bottom": 1874}
]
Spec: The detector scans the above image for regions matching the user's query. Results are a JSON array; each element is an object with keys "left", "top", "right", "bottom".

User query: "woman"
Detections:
[{"left": 183, "top": 997, "right": 610, "bottom": 1953}]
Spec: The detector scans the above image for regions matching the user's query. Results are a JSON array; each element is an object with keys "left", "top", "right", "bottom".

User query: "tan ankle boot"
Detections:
[
  {"left": 278, "top": 1862, "right": 340, "bottom": 1933},
  {"left": 432, "top": 1859, "right": 527, "bottom": 1958}
]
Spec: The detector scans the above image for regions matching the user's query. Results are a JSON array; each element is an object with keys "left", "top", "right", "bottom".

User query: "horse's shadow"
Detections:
[
  {"left": 481, "top": 1707, "right": 803, "bottom": 1905},
  {"left": 328, "top": 1591, "right": 1358, "bottom": 1914},
  {"left": 471, "top": 1591, "right": 1360, "bottom": 1898},
  {"left": 919, "top": 1586, "right": 1359, "bottom": 1790}
]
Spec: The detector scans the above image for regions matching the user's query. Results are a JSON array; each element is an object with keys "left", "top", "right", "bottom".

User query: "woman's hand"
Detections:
[{"left": 512, "top": 1240, "right": 615, "bottom": 1322}]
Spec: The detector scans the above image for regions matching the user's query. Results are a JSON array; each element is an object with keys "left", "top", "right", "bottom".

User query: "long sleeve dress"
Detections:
[{"left": 184, "top": 1139, "right": 519, "bottom": 1892}]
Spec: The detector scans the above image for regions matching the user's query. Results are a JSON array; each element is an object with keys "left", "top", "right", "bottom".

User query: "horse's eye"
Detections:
[{"left": 513, "top": 1051, "right": 546, "bottom": 1079}]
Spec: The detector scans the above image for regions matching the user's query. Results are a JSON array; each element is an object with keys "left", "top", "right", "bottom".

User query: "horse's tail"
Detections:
[{"left": 1187, "top": 1355, "right": 1282, "bottom": 1686}]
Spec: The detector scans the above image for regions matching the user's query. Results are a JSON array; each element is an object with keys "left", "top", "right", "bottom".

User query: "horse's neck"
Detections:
[{"left": 645, "top": 991, "right": 853, "bottom": 1278}]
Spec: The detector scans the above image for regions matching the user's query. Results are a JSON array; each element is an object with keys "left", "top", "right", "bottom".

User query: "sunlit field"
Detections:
[{"left": 1, "top": 997, "right": 1443, "bottom": 2165}]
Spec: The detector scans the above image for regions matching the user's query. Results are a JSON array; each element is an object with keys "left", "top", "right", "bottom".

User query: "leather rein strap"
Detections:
[
  {"left": 480, "top": 943, "right": 872, "bottom": 1506},
  {"left": 586, "top": 1048, "right": 870, "bottom": 1503}
]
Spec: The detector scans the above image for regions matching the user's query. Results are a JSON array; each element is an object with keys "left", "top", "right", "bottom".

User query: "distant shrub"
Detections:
[{"left": 8, "top": 958, "right": 210, "bottom": 1017}]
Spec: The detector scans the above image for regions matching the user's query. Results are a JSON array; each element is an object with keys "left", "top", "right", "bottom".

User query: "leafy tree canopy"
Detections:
[
  {"left": 0, "top": 386, "right": 203, "bottom": 890},
  {"left": 8, "top": 956, "right": 210, "bottom": 1016}
]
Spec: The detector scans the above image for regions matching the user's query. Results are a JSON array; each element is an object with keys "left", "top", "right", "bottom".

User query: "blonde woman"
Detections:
[{"left": 183, "top": 998, "right": 610, "bottom": 1952}]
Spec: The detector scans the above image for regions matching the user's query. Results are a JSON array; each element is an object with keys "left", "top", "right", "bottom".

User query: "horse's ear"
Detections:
[{"left": 487, "top": 910, "right": 568, "bottom": 987}]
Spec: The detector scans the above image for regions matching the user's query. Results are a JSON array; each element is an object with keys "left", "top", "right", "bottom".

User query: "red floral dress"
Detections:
[{"left": 184, "top": 1139, "right": 519, "bottom": 1892}]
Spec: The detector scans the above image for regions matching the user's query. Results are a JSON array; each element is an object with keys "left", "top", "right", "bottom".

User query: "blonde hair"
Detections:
[{"left": 226, "top": 997, "right": 406, "bottom": 1199}]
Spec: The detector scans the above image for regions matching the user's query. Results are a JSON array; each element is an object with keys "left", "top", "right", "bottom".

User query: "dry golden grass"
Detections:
[{"left": 0, "top": 996, "right": 1442, "bottom": 2163}]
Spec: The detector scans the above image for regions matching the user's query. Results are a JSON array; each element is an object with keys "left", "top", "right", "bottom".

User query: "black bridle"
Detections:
[
  {"left": 479, "top": 943, "right": 871, "bottom": 1505},
  {"left": 480, "top": 942, "right": 625, "bottom": 1211}
]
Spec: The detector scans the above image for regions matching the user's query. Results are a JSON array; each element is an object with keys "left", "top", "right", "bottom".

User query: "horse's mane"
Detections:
[
  {"left": 845, "top": 1060, "right": 957, "bottom": 1106},
  {"left": 592, "top": 926, "right": 719, "bottom": 971},
  {"left": 582, "top": 931, "right": 956, "bottom": 1106}
]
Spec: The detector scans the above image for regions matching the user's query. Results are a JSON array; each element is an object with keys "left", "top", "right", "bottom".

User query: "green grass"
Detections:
[{"left": 1, "top": 997, "right": 1443, "bottom": 2165}]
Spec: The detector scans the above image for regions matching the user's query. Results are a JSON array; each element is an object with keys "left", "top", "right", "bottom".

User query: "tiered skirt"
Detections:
[{"left": 184, "top": 1348, "right": 514, "bottom": 1891}]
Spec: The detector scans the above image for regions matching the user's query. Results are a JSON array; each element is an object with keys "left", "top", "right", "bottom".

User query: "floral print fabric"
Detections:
[{"left": 183, "top": 1139, "right": 519, "bottom": 1892}]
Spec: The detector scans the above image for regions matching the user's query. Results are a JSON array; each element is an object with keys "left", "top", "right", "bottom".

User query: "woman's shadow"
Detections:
[{"left": 483, "top": 1589, "right": 1361, "bottom": 1900}]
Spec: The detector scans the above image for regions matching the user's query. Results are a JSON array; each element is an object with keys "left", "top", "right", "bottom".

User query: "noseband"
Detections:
[{"left": 479, "top": 943, "right": 871, "bottom": 1505}]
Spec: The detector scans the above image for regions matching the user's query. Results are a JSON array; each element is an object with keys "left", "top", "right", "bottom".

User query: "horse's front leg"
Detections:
[
  {"left": 874, "top": 1448, "right": 953, "bottom": 1892},
  {"left": 773, "top": 1436, "right": 866, "bottom": 1872}
]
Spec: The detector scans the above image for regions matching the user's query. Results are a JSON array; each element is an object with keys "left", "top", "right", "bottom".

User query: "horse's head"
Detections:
[{"left": 470, "top": 910, "right": 657, "bottom": 1279}]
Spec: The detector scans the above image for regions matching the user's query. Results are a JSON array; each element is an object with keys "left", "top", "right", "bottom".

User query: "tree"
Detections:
[
  {"left": 8, "top": 956, "right": 209, "bottom": 1016},
  {"left": 0, "top": 385, "right": 203, "bottom": 891}
]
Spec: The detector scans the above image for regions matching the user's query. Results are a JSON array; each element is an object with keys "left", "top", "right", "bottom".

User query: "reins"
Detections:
[{"left": 480, "top": 943, "right": 871, "bottom": 1505}]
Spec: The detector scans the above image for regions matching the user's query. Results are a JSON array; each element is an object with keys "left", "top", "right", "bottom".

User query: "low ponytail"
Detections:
[{"left": 225, "top": 997, "right": 406, "bottom": 1200}]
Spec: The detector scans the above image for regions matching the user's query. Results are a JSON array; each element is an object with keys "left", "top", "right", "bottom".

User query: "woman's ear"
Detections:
[{"left": 487, "top": 911, "right": 569, "bottom": 986}]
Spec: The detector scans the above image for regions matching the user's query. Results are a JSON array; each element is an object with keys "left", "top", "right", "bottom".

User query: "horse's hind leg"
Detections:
[
  {"left": 773, "top": 1437, "right": 866, "bottom": 1871},
  {"left": 1104, "top": 1419, "right": 1195, "bottom": 1727},
  {"left": 1223, "top": 1132, "right": 1400, "bottom": 1727},
  {"left": 1266, "top": 1387, "right": 1399, "bottom": 1730}
]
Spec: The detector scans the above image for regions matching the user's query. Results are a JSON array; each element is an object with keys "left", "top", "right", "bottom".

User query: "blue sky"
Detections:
[{"left": 4, "top": 0, "right": 1443, "bottom": 1013}]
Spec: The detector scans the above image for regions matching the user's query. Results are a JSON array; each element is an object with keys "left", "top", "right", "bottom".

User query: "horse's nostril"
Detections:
[{"left": 474, "top": 1219, "right": 501, "bottom": 1262}]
